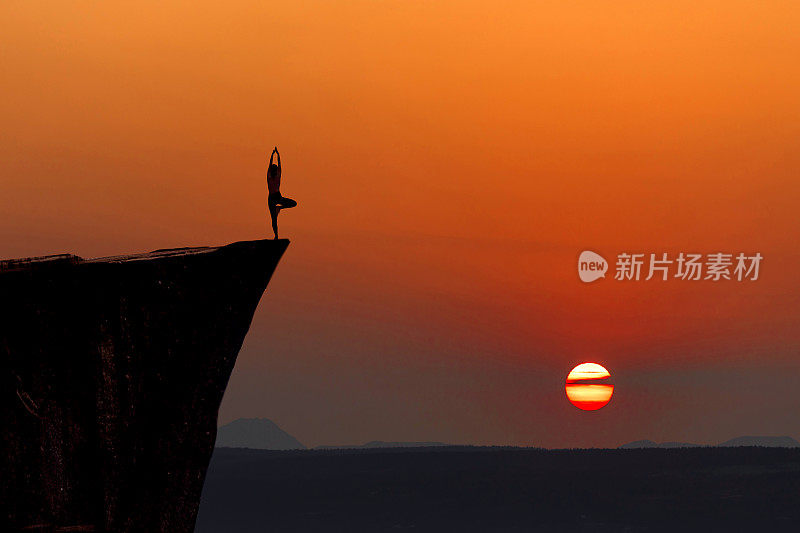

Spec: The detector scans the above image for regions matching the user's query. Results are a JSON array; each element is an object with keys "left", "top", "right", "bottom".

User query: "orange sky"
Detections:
[{"left": 2, "top": 1, "right": 799, "bottom": 447}]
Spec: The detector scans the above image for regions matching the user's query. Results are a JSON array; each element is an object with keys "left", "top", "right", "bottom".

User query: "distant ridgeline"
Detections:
[
  {"left": 620, "top": 436, "right": 800, "bottom": 449},
  {"left": 0, "top": 240, "right": 288, "bottom": 532},
  {"left": 315, "top": 441, "right": 452, "bottom": 450},
  {"left": 214, "top": 418, "right": 452, "bottom": 450}
]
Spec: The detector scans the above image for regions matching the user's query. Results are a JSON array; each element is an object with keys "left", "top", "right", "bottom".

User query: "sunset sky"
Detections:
[{"left": 2, "top": 1, "right": 799, "bottom": 448}]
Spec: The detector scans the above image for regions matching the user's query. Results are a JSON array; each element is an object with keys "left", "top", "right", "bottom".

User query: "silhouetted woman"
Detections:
[{"left": 267, "top": 147, "right": 297, "bottom": 239}]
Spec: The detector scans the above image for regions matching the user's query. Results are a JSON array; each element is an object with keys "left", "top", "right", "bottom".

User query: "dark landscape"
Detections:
[{"left": 197, "top": 446, "right": 800, "bottom": 532}]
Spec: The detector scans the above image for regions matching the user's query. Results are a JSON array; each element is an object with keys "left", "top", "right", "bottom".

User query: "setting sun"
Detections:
[{"left": 565, "top": 363, "right": 614, "bottom": 411}]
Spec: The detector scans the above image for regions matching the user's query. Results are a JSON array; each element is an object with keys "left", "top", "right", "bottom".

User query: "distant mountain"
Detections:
[
  {"left": 316, "top": 441, "right": 451, "bottom": 450},
  {"left": 216, "top": 418, "right": 305, "bottom": 450},
  {"left": 718, "top": 436, "right": 800, "bottom": 448},
  {"left": 619, "top": 440, "right": 658, "bottom": 449},
  {"left": 619, "top": 440, "right": 701, "bottom": 449},
  {"left": 620, "top": 435, "right": 800, "bottom": 449}
]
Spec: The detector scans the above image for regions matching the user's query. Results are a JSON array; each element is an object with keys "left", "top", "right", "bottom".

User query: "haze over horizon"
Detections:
[{"left": 2, "top": 1, "right": 799, "bottom": 448}]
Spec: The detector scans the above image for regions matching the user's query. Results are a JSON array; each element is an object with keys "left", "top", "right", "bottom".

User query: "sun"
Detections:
[{"left": 565, "top": 362, "right": 614, "bottom": 411}]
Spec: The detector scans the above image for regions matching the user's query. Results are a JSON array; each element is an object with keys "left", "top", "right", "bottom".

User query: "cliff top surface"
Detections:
[{"left": 0, "top": 239, "right": 290, "bottom": 272}]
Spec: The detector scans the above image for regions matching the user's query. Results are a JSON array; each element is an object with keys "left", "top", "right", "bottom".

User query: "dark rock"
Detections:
[{"left": 0, "top": 240, "right": 288, "bottom": 532}]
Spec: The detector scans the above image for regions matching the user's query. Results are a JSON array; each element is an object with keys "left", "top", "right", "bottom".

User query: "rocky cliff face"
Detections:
[{"left": 0, "top": 239, "right": 288, "bottom": 532}]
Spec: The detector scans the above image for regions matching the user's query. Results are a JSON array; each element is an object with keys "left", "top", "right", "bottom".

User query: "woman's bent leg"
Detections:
[{"left": 279, "top": 196, "right": 297, "bottom": 208}]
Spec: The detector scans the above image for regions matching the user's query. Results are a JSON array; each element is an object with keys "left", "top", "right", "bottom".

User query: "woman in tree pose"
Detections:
[{"left": 267, "top": 147, "right": 297, "bottom": 239}]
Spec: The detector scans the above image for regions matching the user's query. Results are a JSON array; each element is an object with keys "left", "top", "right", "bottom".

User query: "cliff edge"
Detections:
[{"left": 0, "top": 239, "right": 288, "bottom": 532}]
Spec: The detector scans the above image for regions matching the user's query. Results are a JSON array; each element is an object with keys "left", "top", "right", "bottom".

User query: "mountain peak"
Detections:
[{"left": 216, "top": 418, "right": 305, "bottom": 450}]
